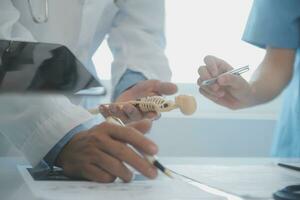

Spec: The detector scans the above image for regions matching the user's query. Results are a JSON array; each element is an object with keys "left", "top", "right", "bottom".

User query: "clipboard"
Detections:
[{"left": 0, "top": 39, "right": 106, "bottom": 95}]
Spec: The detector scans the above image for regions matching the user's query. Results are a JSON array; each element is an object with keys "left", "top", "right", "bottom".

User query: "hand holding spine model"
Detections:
[{"left": 89, "top": 95, "right": 197, "bottom": 115}]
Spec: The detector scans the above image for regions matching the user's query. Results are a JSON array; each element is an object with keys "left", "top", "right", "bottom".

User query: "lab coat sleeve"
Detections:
[
  {"left": 44, "top": 116, "right": 102, "bottom": 167},
  {"left": 0, "top": 1, "right": 95, "bottom": 167},
  {"left": 0, "top": 95, "right": 94, "bottom": 167},
  {"left": 0, "top": 0, "right": 35, "bottom": 41},
  {"left": 107, "top": 0, "right": 172, "bottom": 91}
]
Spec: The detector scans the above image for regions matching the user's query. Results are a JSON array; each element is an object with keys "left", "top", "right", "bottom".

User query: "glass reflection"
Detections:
[{"left": 0, "top": 40, "right": 103, "bottom": 94}]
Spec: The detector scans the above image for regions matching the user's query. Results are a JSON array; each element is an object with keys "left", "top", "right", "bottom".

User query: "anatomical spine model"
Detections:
[{"left": 89, "top": 95, "right": 197, "bottom": 115}]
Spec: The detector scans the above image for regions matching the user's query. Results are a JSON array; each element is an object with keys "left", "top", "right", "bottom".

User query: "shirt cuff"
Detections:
[
  {"left": 43, "top": 117, "right": 102, "bottom": 168},
  {"left": 112, "top": 69, "right": 147, "bottom": 101}
]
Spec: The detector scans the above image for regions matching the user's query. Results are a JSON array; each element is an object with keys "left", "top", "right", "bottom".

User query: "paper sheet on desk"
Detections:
[
  {"left": 18, "top": 165, "right": 223, "bottom": 200},
  {"left": 169, "top": 164, "right": 300, "bottom": 200}
]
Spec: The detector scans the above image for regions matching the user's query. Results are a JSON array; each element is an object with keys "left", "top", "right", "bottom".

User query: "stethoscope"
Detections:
[
  {"left": 27, "top": 0, "right": 119, "bottom": 24},
  {"left": 273, "top": 185, "right": 300, "bottom": 200},
  {"left": 27, "top": 0, "right": 49, "bottom": 23}
]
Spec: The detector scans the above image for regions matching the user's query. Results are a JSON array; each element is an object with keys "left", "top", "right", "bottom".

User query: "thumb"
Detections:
[
  {"left": 154, "top": 81, "right": 178, "bottom": 95},
  {"left": 204, "top": 55, "right": 219, "bottom": 77},
  {"left": 217, "top": 73, "right": 247, "bottom": 90},
  {"left": 127, "top": 119, "right": 152, "bottom": 134},
  {"left": 204, "top": 55, "right": 233, "bottom": 77}
]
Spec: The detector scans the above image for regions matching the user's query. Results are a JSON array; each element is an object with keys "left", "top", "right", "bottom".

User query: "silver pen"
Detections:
[{"left": 201, "top": 65, "right": 249, "bottom": 86}]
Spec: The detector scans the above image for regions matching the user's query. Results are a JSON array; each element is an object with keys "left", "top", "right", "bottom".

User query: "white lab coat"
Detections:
[{"left": 0, "top": 0, "right": 171, "bottom": 166}]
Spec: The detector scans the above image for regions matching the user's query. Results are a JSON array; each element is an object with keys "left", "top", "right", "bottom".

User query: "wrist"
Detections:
[
  {"left": 247, "top": 80, "right": 261, "bottom": 107},
  {"left": 232, "top": 81, "right": 259, "bottom": 109},
  {"left": 113, "top": 69, "right": 147, "bottom": 101},
  {"left": 47, "top": 117, "right": 102, "bottom": 168},
  {"left": 55, "top": 131, "right": 83, "bottom": 167}
]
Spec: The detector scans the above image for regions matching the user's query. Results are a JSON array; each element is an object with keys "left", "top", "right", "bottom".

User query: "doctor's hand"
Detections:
[
  {"left": 197, "top": 55, "right": 254, "bottom": 109},
  {"left": 56, "top": 119, "right": 158, "bottom": 183},
  {"left": 100, "top": 80, "right": 178, "bottom": 123}
]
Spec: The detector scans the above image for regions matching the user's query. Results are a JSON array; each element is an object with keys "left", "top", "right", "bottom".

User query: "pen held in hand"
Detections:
[
  {"left": 144, "top": 155, "right": 173, "bottom": 178},
  {"left": 105, "top": 116, "right": 173, "bottom": 179},
  {"left": 201, "top": 65, "right": 249, "bottom": 86}
]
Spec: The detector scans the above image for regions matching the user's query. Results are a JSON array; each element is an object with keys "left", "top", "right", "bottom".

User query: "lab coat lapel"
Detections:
[
  {"left": 0, "top": 0, "right": 35, "bottom": 41},
  {"left": 12, "top": 0, "right": 83, "bottom": 49},
  {"left": 76, "top": 0, "right": 118, "bottom": 77}
]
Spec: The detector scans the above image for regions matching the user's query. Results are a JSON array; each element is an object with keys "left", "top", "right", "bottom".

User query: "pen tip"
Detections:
[{"left": 165, "top": 169, "right": 173, "bottom": 179}]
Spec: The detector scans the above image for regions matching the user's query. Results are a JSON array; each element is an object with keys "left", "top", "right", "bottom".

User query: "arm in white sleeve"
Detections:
[
  {"left": 108, "top": 0, "right": 172, "bottom": 91},
  {"left": 0, "top": 1, "right": 95, "bottom": 167},
  {"left": 0, "top": 0, "right": 35, "bottom": 41},
  {"left": 0, "top": 94, "right": 93, "bottom": 167}
]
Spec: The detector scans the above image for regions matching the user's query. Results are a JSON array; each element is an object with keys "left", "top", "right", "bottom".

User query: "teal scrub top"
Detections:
[{"left": 242, "top": 0, "right": 300, "bottom": 157}]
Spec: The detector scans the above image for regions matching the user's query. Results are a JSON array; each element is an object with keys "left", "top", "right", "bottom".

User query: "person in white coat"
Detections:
[{"left": 0, "top": 0, "right": 177, "bottom": 182}]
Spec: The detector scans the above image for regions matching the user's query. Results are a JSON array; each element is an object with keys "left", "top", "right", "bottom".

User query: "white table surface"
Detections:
[{"left": 1, "top": 157, "right": 300, "bottom": 200}]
